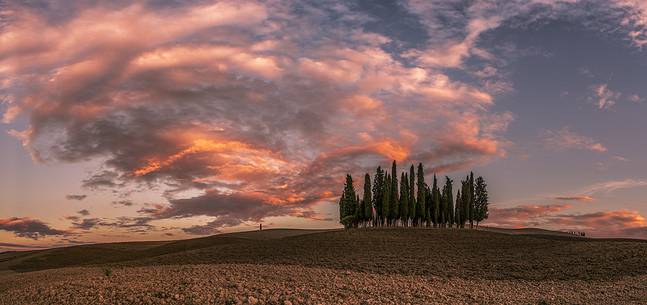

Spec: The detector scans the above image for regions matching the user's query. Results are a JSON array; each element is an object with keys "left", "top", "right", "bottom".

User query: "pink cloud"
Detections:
[
  {"left": 1, "top": 1, "right": 512, "bottom": 232},
  {"left": 541, "top": 127, "right": 608, "bottom": 153}
]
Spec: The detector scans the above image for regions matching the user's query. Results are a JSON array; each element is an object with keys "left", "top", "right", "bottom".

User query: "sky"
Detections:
[{"left": 2, "top": 0, "right": 647, "bottom": 250}]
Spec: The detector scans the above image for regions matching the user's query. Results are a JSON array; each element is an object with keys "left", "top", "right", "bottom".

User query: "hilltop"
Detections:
[{"left": 1, "top": 228, "right": 646, "bottom": 304}]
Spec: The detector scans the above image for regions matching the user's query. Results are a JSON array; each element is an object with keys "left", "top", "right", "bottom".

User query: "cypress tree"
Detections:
[
  {"left": 432, "top": 174, "right": 440, "bottom": 227},
  {"left": 416, "top": 163, "right": 426, "bottom": 227},
  {"left": 461, "top": 178, "right": 470, "bottom": 228},
  {"left": 469, "top": 172, "right": 475, "bottom": 228},
  {"left": 474, "top": 176, "right": 489, "bottom": 229},
  {"left": 424, "top": 184, "right": 432, "bottom": 226},
  {"left": 440, "top": 182, "right": 447, "bottom": 227},
  {"left": 409, "top": 164, "right": 416, "bottom": 225},
  {"left": 390, "top": 161, "right": 398, "bottom": 225},
  {"left": 338, "top": 192, "right": 345, "bottom": 226},
  {"left": 372, "top": 167, "right": 384, "bottom": 226},
  {"left": 382, "top": 173, "right": 391, "bottom": 226},
  {"left": 363, "top": 173, "right": 372, "bottom": 225},
  {"left": 455, "top": 189, "right": 462, "bottom": 227},
  {"left": 340, "top": 174, "right": 358, "bottom": 228},
  {"left": 399, "top": 172, "right": 409, "bottom": 226},
  {"left": 444, "top": 176, "right": 454, "bottom": 228}
]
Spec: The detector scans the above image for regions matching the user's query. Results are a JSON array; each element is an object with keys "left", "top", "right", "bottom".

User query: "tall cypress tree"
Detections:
[
  {"left": 372, "top": 167, "right": 384, "bottom": 226},
  {"left": 432, "top": 174, "right": 440, "bottom": 227},
  {"left": 444, "top": 176, "right": 454, "bottom": 228},
  {"left": 474, "top": 176, "right": 489, "bottom": 229},
  {"left": 461, "top": 178, "right": 470, "bottom": 229},
  {"left": 409, "top": 164, "right": 416, "bottom": 224},
  {"left": 455, "top": 189, "right": 462, "bottom": 227},
  {"left": 415, "top": 163, "right": 426, "bottom": 227},
  {"left": 340, "top": 174, "right": 357, "bottom": 228},
  {"left": 424, "top": 184, "right": 432, "bottom": 226},
  {"left": 363, "top": 173, "right": 372, "bottom": 225},
  {"left": 399, "top": 172, "right": 409, "bottom": 226},
  {"left": 390, "top": 161, "right": 398, "bottom": 224},
  {"left": 382, "top": 173, "right": 391, "bottom": 226},
  {"left": 469, "top": 172, "right": 475, "bottom": 228}
]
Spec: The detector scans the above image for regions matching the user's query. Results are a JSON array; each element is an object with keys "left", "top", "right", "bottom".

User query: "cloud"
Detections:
[
  {"left": 554, "top": 195, "right": 594, "bottom": 202},
  {"left": 77, "top": 209, "right": 90, "bottom": 216},
  {"left": 544, "top": 210, "right": 647, "bottom": 238},
  {"left": 487, "top": 204, "right": 572, "bottom": 227},
  {"left": 486, "top": 204, "right": 647, "bottom": 238},
  {"left": 541, "top": 127, "right": 607, "bottom": 152},
  {"left": 591, "top": 83, "right": 621, "bottom": 110},
  {"left": 69, "top": 216, "right": 153, "bottom": 231},
  {"left": 112, "top": 200, "right": 134, "bottom": 207},
  {"left": 65, "top": 194, "right": 87, "bottom": 201},
  {"left": 0, "top": 217, "right": 68, "bottom": 239},
  {"left": 578, "top": 179, "right": 647, "bottom": 195},
  {"left": 0, "top": 0, "right": 513, "bottom": 229},
  {"left": 628, "top": 94, "right": 645, "bottom": 103},
  {"left": 71, "top": 218, "right": 102, "bottom": 230}
]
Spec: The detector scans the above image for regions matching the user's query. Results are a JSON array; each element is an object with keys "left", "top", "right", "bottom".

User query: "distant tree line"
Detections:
[{"left": 338, "top": 161, "right": 489, "bottom": 229}]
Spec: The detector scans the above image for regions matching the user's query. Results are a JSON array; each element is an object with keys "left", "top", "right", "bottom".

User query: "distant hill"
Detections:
[{"left": 1, "top": 228, "right": 646, "bottom": 281}]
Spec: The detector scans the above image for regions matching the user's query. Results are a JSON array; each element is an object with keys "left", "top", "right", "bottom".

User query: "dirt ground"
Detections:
[
  {"left": 1, "top": 264, "right": 646, "bottom": 305},
  {"left": 2, "top": 228, "right": 646, "bottom": 304}
]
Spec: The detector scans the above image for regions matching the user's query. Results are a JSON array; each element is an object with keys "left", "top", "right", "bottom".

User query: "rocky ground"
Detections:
[{"left": 1, "top": 263, "right": 646, "bottom": 305}]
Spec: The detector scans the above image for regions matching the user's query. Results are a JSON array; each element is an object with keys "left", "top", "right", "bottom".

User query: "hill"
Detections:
[{"left": 1, "top": 228, "right": 646, "bottom": 304}]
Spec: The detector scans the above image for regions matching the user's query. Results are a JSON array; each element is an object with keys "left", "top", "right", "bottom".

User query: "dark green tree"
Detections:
[
  {"left": 444, "top": 176, "right": 454, "bottom": 228},
  {"left": 372, "top": 167, "right": 384, "bottom": 226},
  {"left": 399, "top": 172, "right": 409, "bottom": 226},
  {"left": 381, "top": 173, "right": 391, "bottom": 226},
  {"left": 363, "top": 173, "right": 372, "bottom": 225},
  {"left": 390, "top": 161, "right": 399, "bottom": 224},
  {"left": 469, "top": 172, "right": 475, "bottom": 228},
  {"left": 409, "top": 164, "right": 416, "bottom": 224},
  {"left": 473, "top": 176, "right": 489, "bottom": 229},
  {"left": 415, "top": 163, "right": 426, "bottom": 226},
  {"left": 340, "top": 174, "right": 358, "bottom": 228},
  {"left": 424, "top": 184, "right": 432, "bottom": 226},
  {"left": 455, "top": 189, "right": 462, "bottom": 227},
  {"left": 431, "top": 174, "right": 439, "bottom": 227}
]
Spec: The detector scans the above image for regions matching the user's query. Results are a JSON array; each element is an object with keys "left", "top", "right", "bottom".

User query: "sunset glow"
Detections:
[{"left": 2, "top": 0, "right": 647, "bottom": 251}]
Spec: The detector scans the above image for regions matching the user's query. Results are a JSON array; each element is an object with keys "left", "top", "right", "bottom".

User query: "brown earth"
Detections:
[{"left": 1, "top": 228, "right": 646, "bottom": 304}]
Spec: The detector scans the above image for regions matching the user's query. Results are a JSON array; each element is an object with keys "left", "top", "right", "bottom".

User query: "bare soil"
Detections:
[{"left": 1, "top": 228, "right": 646, "bottom": 304}]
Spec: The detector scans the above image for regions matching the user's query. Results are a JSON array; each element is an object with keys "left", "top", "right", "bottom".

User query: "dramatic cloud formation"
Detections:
[
  {"left": 0, "top": 217, "right": 67, "bottom": 239},
  {"left": 541, "top": 127, "right": 608, "bottom": 152},
  {"left": 2, "top": 0, "right": 647, "bottom": 238},
  {"left": 0, "top": 0, "right": 514, "bottom": 232}
]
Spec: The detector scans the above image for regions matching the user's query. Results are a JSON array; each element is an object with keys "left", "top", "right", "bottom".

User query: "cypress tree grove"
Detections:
[
  {"left": 337, "top": 161, "right": 489, "bottom": 230},
  {"left": 363, "top": 173, "right": 372, "bottom": 226},
  {"left": 474, "top": 176, "right": 489, "bottom": 229},
  {"left": 399, "top": 173, "right": 409, "bottom": 227},
  {"left": 415, "top": 163, "right": 426, "bottom": 227}
]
